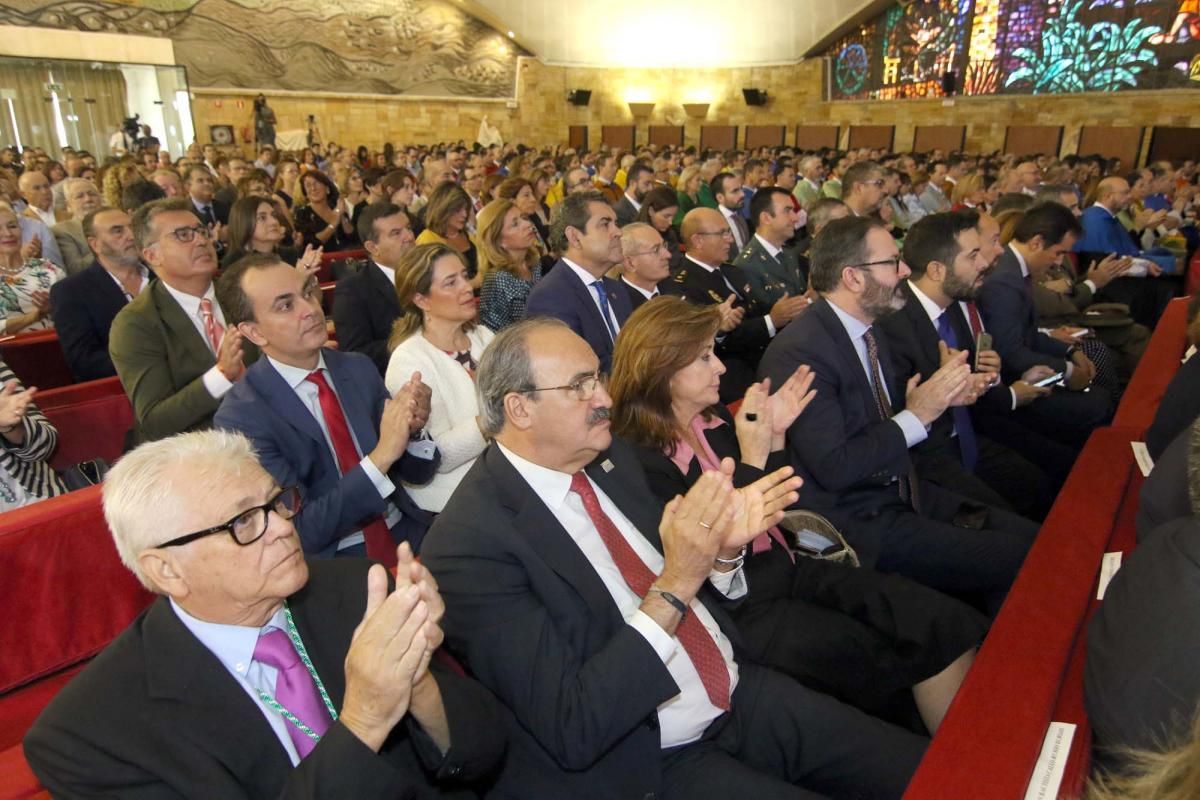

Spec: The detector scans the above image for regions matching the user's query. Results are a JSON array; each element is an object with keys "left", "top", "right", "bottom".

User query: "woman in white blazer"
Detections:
[{"left": 385, "top": 243, "right": 494, "bottom": 512}]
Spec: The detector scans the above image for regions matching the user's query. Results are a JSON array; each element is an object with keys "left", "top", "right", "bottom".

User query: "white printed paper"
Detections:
[
  {"left": 1023, "top": 722, "right": 1077, "bottom": 800},
  {"left": 1131, "top": 442, "right": 1155, "bottom": 477},
  {"left": 1097, "top": 552, "right": 1123, "bottom": 600}
]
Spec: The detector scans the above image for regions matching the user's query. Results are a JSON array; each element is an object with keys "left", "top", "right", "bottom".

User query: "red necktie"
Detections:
[
  {"left": 199, "top": 298, "right": 223, "bottom": 355},
  {"left": 569, "top": 472, "right": 731, "bottom": 711},
  {"left": 305, "top": 370, "right": 396, "bottom": 566},
  {"left": 964, "top": 301, "right": 984, "bottom": 339}
]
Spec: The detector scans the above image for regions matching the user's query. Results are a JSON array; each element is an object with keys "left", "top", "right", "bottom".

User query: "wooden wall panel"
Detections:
[
  {"left": 648, "top": 125, "right": 684, "bottom": 147},
  {"left": 568, "top": 125, "right": 588, "bottom": 150},
  {"left": 847, "top": 125, "right": 895, "bottom": 150},
  {"left": 601, "top": 125, "right": 635, "bottom": 150},
  {"left": 913, "top": 125, "right": 966, "bottom": 154},
  {"left": 795, "top": 125, "right": 840, "bottom": 150},
  {"left": 700, "top": 125, "right": 737, "bottom": 151},
  {"left": 1147, "top": 127, "right": 1200, "bottom": 164},
  {"left": 1004, "top": 125, "right": 1064, "bottom": 157},
  {"left": 1077, "top": 126, "right": 1142, "bottom": 170},
  {"left": 744, "top": 124, "right": 785, "bottom": 149}
]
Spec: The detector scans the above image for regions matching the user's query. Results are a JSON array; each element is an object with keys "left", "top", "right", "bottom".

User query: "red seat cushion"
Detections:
[
  {"left": 0, "top": 332, "right": 72, "bottom": 392},
  {"left": 1113, "top": 297, "right": 1190, "bottom": 433},
  {"left": 0, "top": 742, "right": 47, "bottom": 799}
]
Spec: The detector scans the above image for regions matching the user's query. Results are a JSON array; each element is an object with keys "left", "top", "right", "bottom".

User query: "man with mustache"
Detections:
[
  {"left": 876, "top": 210, "right": 1056, "bottom": 521},
  {"left": 214, "top": 253, "right": 438, "bottom": 564},
  {"left": 50, "top": 206, "right": 152, "bottom": 382},
  {"left": 423, "top": 318, "right": 928, "bottom": 799},
  {"left": 758, "top": 215, "right": 1039, "bottom": 615},
  {"left": 25, "top": 429, "right": 506, "bottom": 798}
]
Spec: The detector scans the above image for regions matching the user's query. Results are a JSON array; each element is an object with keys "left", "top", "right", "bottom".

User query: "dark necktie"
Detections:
[
  {"left": 569, "top": 472, "right": 731, "bottom": 711},
  {"left": 199, "top": 204, "right": 215, "bottom": 226},
  {"left": 304, "top": 371, "right": 396, "bottom": 566},
  {"left": 731, "top": 214, "right": 750, "bottom": 249},
  {"left": 964, "top": 301, "right": 984, "bottom": 339},
  {"left": 863, "top": 329, "right": 921, "bottom": 511},
  {"left": 591, "top": 280, "right": 618, "bottom": 341},
  {"left": 936, "top": 313, "right": 979, "bottom": 472},
  {"left": 253, "top": 628, "right": 331, "bottom": 759}
]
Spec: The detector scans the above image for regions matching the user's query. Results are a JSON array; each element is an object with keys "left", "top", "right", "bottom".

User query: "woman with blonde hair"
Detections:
[
  {"left": 608, "top": 296, "right": 987, "bottom": 734},
  {"left": 673, "top": 164, "right": 704, "bottom": 227},
  {"left": 476, "top": 199, "right": 542, "bottom": 331},
  {"left": 385, "top": 243, "right": 493, "bottom": 512},
  {"left": 950, "top": 173, "right": 986, "bottom": 210},
  {"left": 495, "top": 176, "right": 548, "bottom": 253},
  {"left": 415, "top": 181, "right": 476, "bottom": 277}
]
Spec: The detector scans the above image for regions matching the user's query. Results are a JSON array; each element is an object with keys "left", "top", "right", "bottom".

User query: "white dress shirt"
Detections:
[
  {"left": 28, "top": 206, "right": 56, "bottom": 227},
  {"left": 719, "top": 205, "right": 746, "bottom": 250},
  {"left": 825, "top": 298, "right": 927, "bottom": 448},
  {"left": 622, "top": 192, "right": 642, "bottom": 213},
  {"left": 620, "top": 276, "right": 657, "bottom": 302},
  {"left": 496, "top": 443, "right": 743, "bottom": 748},
  {"left": 372, "top": 261, "right": 396, "bottom": 286},
  {"left": 561, "top": 257, "right": 622, "bottom": 338},
  {"left": 268, "top": 353, "right": 402, "bottom": 551},
  {"left": 172, "top": 601, "right": 301, "bottom": 765},
  {"left": 160, "top": 281, "right": 234, "bottom": 399},
  {"left": 107, "top": 264, "right": 150, "bottom": 301}
]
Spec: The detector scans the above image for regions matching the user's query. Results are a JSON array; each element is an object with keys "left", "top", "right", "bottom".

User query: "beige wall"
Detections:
[
  {"left": 0, "top": 24, "right": 174, "bottom": 65},
  {"left": 194, "top": 58, "right": 1200, "bottom": 162}
]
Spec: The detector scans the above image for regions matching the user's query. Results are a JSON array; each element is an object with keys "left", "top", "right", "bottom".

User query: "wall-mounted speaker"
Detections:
[
  {"left": 742, "top": 88, "right": 768, "bottom": 106},
  {"left": 567, "top": 89, "right": 592, "bottom": 106}
]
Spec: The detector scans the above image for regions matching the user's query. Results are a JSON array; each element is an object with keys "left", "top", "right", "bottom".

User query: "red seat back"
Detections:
[
  {"left": 1113, "top": 297, "right": 1191, "bottom": 434},
  {"left": 38, "top": 387, "right": 133, "bottom": 472},
  {"left": 0, "top": 332, "right": 72, "bottom": 391}
]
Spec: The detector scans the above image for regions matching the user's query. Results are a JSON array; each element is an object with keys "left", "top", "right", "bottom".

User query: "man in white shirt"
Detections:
[
  {"left": 423, "top": 317, "right": 928, "bottom": 799},
  {"left": 713, "top": 172, "right": 749, "bottom": 259},
  {"left": 18, "top": 170, "right": 57, "bottom": 227},
  {"left": 110, "top": 199, "right": 252, "bottom": 442},
  {"left": 617, "top": 222, "right": 671, "bottom": 310}
]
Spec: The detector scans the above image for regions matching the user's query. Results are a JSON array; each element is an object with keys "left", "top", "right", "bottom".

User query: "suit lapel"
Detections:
[
  {"left": 246, "top": 358, "right": 328, "bottom": 448},
  {"left": 367, "top": 262, "right": 401, "bottom": 316},
  {"left": 561, "top": 262, "right": 613, "bottom": 348},
  {"left": 324, "top": 350, "right": 379, "bottom": 454},
  {"left": 814, "top": 299, "right": 881, "bottom": 419},
  {"left": 152, "top": 281, "right": 215, "bottom": 372}
]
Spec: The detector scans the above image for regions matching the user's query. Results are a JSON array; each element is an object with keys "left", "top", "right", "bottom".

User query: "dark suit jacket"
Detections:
[
  {"left": 731, "top": 235, "right": 806, "bottom": 309},
  {"left": 109, "top": 280, "right": 257, "bottom": 443},
  {"left": 613, "top": 195, "right": 639, "bottom": 228},
  {"left": 422, "top": 441, "right": 744, "bottom": 800},
  {"left": 976, "top": 247, "right": 1070, "bottom": 382},
  {"left": 50, "top": 260, "right": 150, "bottom": 382},
  {"left": 617, "top": 278, "right": 657, "bottom": 312},
  {"left": 214, "top": 348, "right": 438, "bottom": 557},
  {"left": 191, "top": 196, "right": 231, "bottom": 226},
  {"left": 758, "top": 298, "right": 912, "bottom": 560},
  {"left": 25, "top": 559, "right": 506, "bottom": 800},
  {"left": 1086, "top": 517, "right": 1200, "bottom": 758},
  {"left": 1138, "top": 420, "right": 1194, "bottom": 541},
  {"left": 525, "top": 258, "right": 632, "bottom": 373},
  {"left": 1146, "top": 354, "right": 1200, "bottom": 460},
  {"left": 332, "top": 261, "right": 403, "bottom": 375}
]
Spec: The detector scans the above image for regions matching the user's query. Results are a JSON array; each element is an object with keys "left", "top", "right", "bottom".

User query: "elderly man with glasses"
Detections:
[
  {"left": 109, "top": 198, "right": 257, "bottom": 443},
  {"left": 758, "top": 215, "right": 1038, "bottom": 616},
  {"left": 25, "top": 429, "right": 506, "bottom": 799}
]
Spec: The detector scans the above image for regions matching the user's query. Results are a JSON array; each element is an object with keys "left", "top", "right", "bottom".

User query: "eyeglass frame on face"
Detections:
[
  {"left": 848, "top": 255, "right": 903, "bottom": 275},
  {"left": 629, "top": 243, "right": 666, "bottom": 257},
  {"left": 155, "top": 224, "right": 215, "bottom": 245},
  {"left": 525, "top": 371, "right": 603, "bottom": 402},
  {"left": 695, "top": 228, "right": 733, "bottom": 239},
  {"left": 155, "top": 486, "right": 303, "bottom": 549}
]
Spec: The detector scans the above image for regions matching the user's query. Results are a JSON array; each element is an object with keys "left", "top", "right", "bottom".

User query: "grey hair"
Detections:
[
  {"left": 475, "top": 317, "right": 569, "bottom": 438},
  {"left": 62, "top": 177, "right": 96, "bottom": 205},
  {"left": 619, "top": 222, "right": 656, "bottom": 259},
  {"left": 103, "top": 429, "right": 261, "bottom": 591}
]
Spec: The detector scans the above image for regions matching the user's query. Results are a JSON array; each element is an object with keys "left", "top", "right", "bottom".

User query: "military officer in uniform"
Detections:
[{"left": 734, "top": 187, "right": 812, "bottom": 310}]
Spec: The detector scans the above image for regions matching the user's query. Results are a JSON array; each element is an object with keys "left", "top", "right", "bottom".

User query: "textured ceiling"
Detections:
[{"left": 462, "top": 0, "right": 880, "bottom": 67}]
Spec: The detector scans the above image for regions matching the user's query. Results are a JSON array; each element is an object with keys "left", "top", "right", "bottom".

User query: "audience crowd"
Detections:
[{"left": 7, "top": 131, "right": 1200, "bottom": 799}]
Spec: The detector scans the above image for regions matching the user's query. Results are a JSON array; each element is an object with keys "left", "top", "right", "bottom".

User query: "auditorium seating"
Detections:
[
  {"left": 1112, "top": 296, "right": 1190, "bottom": 435},
  {"left": 36, "top": 377, "right": 132, "bottom": 472},
  {"left": 318, "top": 248, "right": 367, "bottom": 284},
  {"left": 905, "top": 426, "right": 1146, "bottom": 800},
  {"left": 0, "top": 332, "right": 72, "bottom": 392}
]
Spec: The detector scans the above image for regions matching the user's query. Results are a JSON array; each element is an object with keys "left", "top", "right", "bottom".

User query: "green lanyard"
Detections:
[{"left": 254, "top": 603, "right": 339, "bottom": 744}]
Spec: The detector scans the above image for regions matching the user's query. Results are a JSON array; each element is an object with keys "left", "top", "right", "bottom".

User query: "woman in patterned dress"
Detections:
[
  {"left": 0, "top": 203, "right": 64, "bottom": 335},
  {"left": 476, "top": 199, "right": 543, "bottom": 332}
]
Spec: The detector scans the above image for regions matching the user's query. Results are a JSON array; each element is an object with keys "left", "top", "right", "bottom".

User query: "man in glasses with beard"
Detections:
[{"left": 758, "top": 215, "right": 1038, "bottom": 616}]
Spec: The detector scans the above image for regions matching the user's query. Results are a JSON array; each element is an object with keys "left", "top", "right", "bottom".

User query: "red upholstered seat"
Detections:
[
  {"left": 1113, "top": 296, "right": 1191, "bottom": 435},
  {"left": 904, "top": 426, "right": 1141, "bottom": 800},
  {"left": 34, "top": 377, "right": 133, "bottom": 471},
  {"left": 0, "top": 742, "right": 48, "bottom": 799},
  {"left": 0, "top": 332, "right": 72, "bottom": 391},
  {"left": 318, "top": 248, "right": 367, "bottom": 284}
]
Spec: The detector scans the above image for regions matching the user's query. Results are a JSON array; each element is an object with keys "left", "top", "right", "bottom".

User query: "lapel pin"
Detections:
[{"left": 601, "top": 459, "right": 614, "bottom": 472}]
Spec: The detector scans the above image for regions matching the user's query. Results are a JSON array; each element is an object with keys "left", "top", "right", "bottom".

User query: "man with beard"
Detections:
[
  {"left": 614, "top": 162, "right": 654, "bottom": 227},
  {"left": 51, "top": 206, "right": 152, "bottom": 382},
  {"left": 758, "top": 215, "right": 1038, "bottom": 615},
  {"left": 877, "top": 211, "right": 1055, "bottom": 521}
]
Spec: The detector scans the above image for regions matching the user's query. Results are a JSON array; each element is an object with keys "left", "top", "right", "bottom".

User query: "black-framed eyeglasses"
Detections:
[
  {"left": 156, "top": 486, "right": 303, "bottom": 549},
  {"left": 849, "top": 256, "right": 902, "bottom": 274},
  {"left": 158, "top": 225, "right": 213, "bottom": 244},
  {"left": 526, "top": 371, "right": 603, "bottom": 402}
]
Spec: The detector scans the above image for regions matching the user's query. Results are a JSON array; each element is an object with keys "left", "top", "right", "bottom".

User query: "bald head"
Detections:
[
  {"left": 681, "top": 207, "right": 731, "bottom": 268},
  {"left": 18, "top": 170, "right": 52, "bottom": 211},
  {"left": 1096, "top": 177, "right": 1131, "bottom": 212}
]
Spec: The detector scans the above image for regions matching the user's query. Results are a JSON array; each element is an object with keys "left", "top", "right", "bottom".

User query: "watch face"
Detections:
[{"left": 210, "top": 125, "right": 234, "bottom": 146}]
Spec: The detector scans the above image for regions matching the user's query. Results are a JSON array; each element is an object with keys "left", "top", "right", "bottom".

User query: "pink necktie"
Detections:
[
  {"left": 199, "top": 297, "right": 223, "bottom": 354},
  {"left": 253, "top": 628, "right": 332, "bottom": 759}
]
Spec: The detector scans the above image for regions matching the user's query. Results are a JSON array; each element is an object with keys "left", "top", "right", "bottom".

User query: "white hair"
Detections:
[{"left": 103, "top": 429, "right": 260, "bottom": 591}]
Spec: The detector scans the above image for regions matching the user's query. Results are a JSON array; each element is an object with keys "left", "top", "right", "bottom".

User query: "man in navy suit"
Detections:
[
  {"left": 525, "top": 190, "right": 631, "bottom": 373},
  {"left": 215, "top": 253, "right": 438, "bottom": 563},
  {"left": 332, "top": 202, "right": 410, "bottom": 374},
  {"left": 50, "top": 207, "right": 152, "bottom": 382},
  {"left": 758, "top": 215, "right": 1038, "bottom": 614},
  {"left": 976, "top": 202, "right": 1113, "bottom": 448}
]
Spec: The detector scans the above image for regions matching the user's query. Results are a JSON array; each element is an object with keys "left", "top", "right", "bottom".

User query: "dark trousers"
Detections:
[
  {"left": 852, "top": 481, "right": 1039, "bottom": 615},
  {"left": 974, "top": 408, "right": 1077, "bottom": 492},
  {"left": 1016, "top": 385, "right": 1113, "bottom": 449},
  {"left": 915, "top": 435, "right": 1055, "bottom": 520},
  {"left": 660, "top": 665, "right": 927, "bottom": 800}
]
